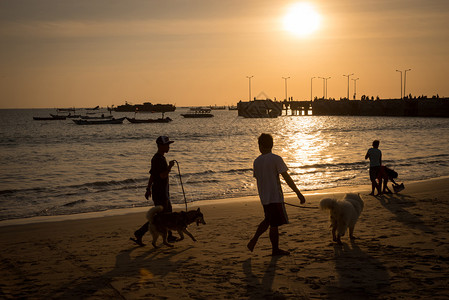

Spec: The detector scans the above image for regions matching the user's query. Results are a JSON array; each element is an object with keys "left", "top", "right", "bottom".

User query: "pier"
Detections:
[{"left": 238, "top": 98, "right": 449, "bottom": 118}]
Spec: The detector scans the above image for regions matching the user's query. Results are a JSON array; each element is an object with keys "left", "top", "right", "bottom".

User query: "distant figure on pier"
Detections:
[{"left": 365, "top": 140, "right": 382, "bottom": 196}]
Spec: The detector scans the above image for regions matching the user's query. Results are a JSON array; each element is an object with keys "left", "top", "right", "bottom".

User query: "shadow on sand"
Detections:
[
  {"left": 53, "top": 245, "right": 193, "bottom": 299},
  {"left": 326, "top": 240, "right": 390, "bottom": 299},
  {"left": 377, "top": 193, "right": 434, "bottom": 233},
  {"left": 242, "top": 256, "right": 286, "bottom": 299}
]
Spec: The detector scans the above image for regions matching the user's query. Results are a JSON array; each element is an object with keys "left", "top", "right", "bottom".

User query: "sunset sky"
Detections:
[{"left": 1, "top": 0, "right": 448, "bottom": 108}]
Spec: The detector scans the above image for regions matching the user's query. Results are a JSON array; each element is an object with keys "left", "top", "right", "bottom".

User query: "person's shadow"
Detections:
[
  {"left": 377, "top": 192, "right": 434, "bottom": 234},
  {"left": 242, "top": 256, "right": 286, "bottom": 299},
  {"left": 53, "top": 245, "right": 193, "bottom": 299},
  {"left": 326, "top": 240, "right": 390, "bottom": 299}
]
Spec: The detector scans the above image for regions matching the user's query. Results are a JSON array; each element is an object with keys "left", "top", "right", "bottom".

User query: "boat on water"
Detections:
[
  {"left": 209, "top": 105, "right": 226, "bottom": 110},
  {"left": 126, "top": 117, "right": 172, "bottom": 123},
  {"left": 33, "top": 115, "right": 66, "bottom": 120},
  {"left": 50, "top": 113, "right": 81, "bottom": 118},
  {"left": 114, "top": 102, "right": 176, "bottom": 113},
  {"left": 72, "top": 117, "right": 126, "bottom": 125},
  {"left": 79, "top": 114, "right": 113, "bottom": 119},
  {"left": 181, "top": 108, "right": 214, "bottom": 118}
]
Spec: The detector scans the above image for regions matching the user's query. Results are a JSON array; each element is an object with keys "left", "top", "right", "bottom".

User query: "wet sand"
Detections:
[{"left": 1, "top": 178, "right": 448, "bottom": 299}]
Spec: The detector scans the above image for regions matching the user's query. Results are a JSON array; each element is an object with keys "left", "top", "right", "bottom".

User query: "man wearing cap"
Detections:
[{"left": 132, "top": 136, "right": 176, "bottom": 246}]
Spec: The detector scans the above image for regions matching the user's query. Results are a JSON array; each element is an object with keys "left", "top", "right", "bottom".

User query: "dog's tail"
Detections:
[
  {"left": 146, "top": 205, "right": 164, "bottom": 222},
  {"left": 319, "top": 198, "right": 337, "bottom": 211}
]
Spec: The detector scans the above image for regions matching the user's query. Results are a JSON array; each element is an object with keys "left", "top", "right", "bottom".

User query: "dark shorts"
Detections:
[
  {"left": 153, "top": 190, "right": 172, "bottom": 213},
  {"left": 369, "top": 166, "right": 380, "bottom": 182},
  {"left": 263, "top": 203, "right": 289, "bottom": 227}
]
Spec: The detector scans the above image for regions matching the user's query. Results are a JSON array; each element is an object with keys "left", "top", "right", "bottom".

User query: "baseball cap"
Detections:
[{"left": 156, "top": 136, "right": 174, "bottom": 145}]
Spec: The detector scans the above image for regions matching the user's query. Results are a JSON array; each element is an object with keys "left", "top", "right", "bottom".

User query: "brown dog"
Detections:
[{"left": 147, "top": 205, "right": 206, "bottom": 248}]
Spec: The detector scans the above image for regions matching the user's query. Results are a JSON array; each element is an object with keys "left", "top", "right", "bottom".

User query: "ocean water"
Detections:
[{"left": 1, "top": 108, "right": 448, "bottom": 221}]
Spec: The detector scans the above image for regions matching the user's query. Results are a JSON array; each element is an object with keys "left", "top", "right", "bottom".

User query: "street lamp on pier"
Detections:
[
  {"left": 310, "top": 77, "right": 316, "bottom": 101},
  {"left": 352, "top": 78, "right": 359, "bottom": 100},
  {"left": 395, "top": 70, "right": 403, "bottom": 99},
  {"left": 246, "top": 76, "right": 254, "bottom": 101},
  {"left": 404, "top": 69, "right": 412, "bottom": 99},
  {"left": 324, "top": 77, "right": 331, "bottom": 99},
  {"left": 282, "top": 76, "right": 290, "bottom": 101},
  {"left": 343, "top": 73, "right": 354, "bottom": 100}
]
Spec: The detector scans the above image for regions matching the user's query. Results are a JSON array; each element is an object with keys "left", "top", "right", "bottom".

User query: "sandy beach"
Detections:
[{"left": 1, "top": 178, "right": 449, "bottom": 299}]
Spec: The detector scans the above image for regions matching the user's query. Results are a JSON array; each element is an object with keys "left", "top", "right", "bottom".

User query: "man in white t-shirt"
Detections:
[
  {"left": 365, "top": 140, "right": 382, "bottom": 196},
  {"left": 247, "top": 133, "right": 306, "bottom": 256}
]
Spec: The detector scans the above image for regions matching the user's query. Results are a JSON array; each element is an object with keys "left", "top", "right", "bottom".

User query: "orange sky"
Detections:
[{"left": 1, "top": 0, "right": 448, "bottom": 108}]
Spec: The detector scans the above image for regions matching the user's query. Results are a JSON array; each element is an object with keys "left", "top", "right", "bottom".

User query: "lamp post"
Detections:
[
  {"left": 395, "top": 70, "right": 403, "bottom": 99},
  {"left": 310, "top": 77, "right": 316, "bottom": 101},
  {"left": 246, "top": 76, "right": 254, "bottom": 101},
  {"left": 352, "top": 78, "right": 359, "bottom": 100},
  {"left": 343, "top": 73, "right": 354, "bottom": 100},
  {"left": 282, "top": 76, "right": 290, "bottom": 101},
  {"left": 404, "top": 69, "right": 411, "bottom": 99},
  {"left": 324, "top": 77, "right": 331, "bottom": 99}
]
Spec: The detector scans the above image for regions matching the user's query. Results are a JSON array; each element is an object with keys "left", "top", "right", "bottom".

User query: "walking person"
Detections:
[
  {"left": 247, "top": 133, "right": 306, "bottom": 256},
  {"left": 365, "top": 140, "right": 382, "bottom": 196},
  {"left": 131, "top": 136, "right": 176, "bottom": 246}
]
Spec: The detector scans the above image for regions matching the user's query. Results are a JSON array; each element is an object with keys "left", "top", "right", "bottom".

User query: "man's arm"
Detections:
[
  {"left": 365, "top": 150, "right": 370, "bottom": 160},
  {"left": 160, "top": 160, "right": 175, "bottom": 179},
  {"left": 144, "top": 175, "right": 154, "bottom": 200},
  {"left": 281, "top": 171, "right": 305, "bottom": 204}
]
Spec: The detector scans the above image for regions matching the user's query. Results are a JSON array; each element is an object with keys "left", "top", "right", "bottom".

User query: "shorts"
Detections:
[
  {"left": 369, "top": 166, "right": 380, "bottom": 182},
  {"left": 153, "top": 189, "right": 172, "bottom": 213},
  {"left": 263, "top": 203, "right": 289, "bottom": 227}
]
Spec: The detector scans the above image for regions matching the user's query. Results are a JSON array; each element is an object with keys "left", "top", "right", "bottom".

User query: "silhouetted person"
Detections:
[
  {"left": 131, "top": 136, "right": 176, "bottom": 246},
  {"left": 247, "top": 133, "right": 305, "bottom": 256},
  {"left": 365, "top": 140, "right": 382, "bottom": 196}
]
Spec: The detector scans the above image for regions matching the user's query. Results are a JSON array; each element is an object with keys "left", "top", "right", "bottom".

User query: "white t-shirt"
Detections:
[
  {"left": 367, "top": 147, "right": 382, "bottom": 167},
  {"left": 253, "top": 152, "right": 288, "bottom": 205}
]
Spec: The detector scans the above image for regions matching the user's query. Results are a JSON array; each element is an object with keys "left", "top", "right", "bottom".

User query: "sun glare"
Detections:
[{"left": 283, "top": 2, "right": 321, "bottom": 37}]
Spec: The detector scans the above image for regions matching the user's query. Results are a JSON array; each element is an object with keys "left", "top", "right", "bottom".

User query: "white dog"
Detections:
[{"left": 320, "top": 193, "right": 364, "bottom": 244}]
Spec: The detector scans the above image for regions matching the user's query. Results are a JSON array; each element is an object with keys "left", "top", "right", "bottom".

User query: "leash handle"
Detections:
[{"left": 173, "top": 160, "right": 188, "bottom": 211}]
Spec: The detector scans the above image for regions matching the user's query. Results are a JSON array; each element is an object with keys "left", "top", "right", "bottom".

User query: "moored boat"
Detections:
[
  {"left": 33, "top": 115, "right": 66, "bottom": 120},
  {"left": 181, "top": 108, "right": 214, "bottom": 118},
  {"left": 50, "top": 113, "right": 81, "bottom": 118},
  {"left": 72, "top": 117, "right": 125, "bottom": 125},
  {"left": 126, "top": 117, "right": 172, "bottom": 123},
  {"left": 114, "top": 102, "right": 176, "bottom": 113},
  {"left": 79, "top": 114, "right": 113, "bottom": 119}
]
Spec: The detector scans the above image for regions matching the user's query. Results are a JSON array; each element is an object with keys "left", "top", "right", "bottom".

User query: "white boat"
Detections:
[{"left": 181, "top": 108, "right": 214, "bottom": 118}]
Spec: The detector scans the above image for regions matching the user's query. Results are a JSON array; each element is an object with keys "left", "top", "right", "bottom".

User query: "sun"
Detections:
[{"left": 283, "top": 2, "right": 321, "bottom": 37}]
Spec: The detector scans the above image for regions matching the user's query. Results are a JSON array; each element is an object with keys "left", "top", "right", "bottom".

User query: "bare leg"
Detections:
[
  {"left": 270, "top": 226, "right": 289, "bottom": 256},
  {"left": 247, "top": 219, "right": 269, "bottom": 252}
]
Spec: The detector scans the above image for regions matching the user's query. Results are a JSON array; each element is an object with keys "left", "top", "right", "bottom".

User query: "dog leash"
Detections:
[
  {"left": 284, "top": 202, "right": 318, "bottom": 209},
  {"left": 173, "top": 160, "right": 188, "bottom": 211}
]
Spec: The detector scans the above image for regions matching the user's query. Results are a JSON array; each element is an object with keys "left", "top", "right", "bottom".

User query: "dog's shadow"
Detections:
[
  {"left": 54, "top": 245, "right": 193, "bottom": 299},
  {"left": 242, "top": 256, "right": 284, "bottom": 299},
  {"left": 377, "top": 193, "right": 434, "bottom": 233},
  {"left": 326, "top": 240, "right": 390, "bottom": 299}
]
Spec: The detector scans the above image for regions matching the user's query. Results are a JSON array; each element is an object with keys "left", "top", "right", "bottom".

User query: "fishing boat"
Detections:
[
  {"left": 126, "top": 117, "right": 172, "bottom": 123},
  {"left": 50, "top": 113, "right": 81, "bottom": 118},
  {"left": 181, "top": 108, "right": 214, "bottom": 118},
  {"left": 72, "top": 117, "right": 125, "bottom": 125},
  {"left": 79, "top": 114, "right": 113, "bottom": 119},
  {"left": 33, "top": 115, "right": 66, "bottom": 120}
]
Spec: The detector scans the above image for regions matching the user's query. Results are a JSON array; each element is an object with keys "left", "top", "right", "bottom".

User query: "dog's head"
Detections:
[{"left": 194, "top": 208, "right": 206, "bottom": 226}]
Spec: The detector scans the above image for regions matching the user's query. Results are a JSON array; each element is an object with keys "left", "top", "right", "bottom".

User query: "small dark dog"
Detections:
[{"left": 147, "top": 205, "right": 206, "bottom": 248}]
